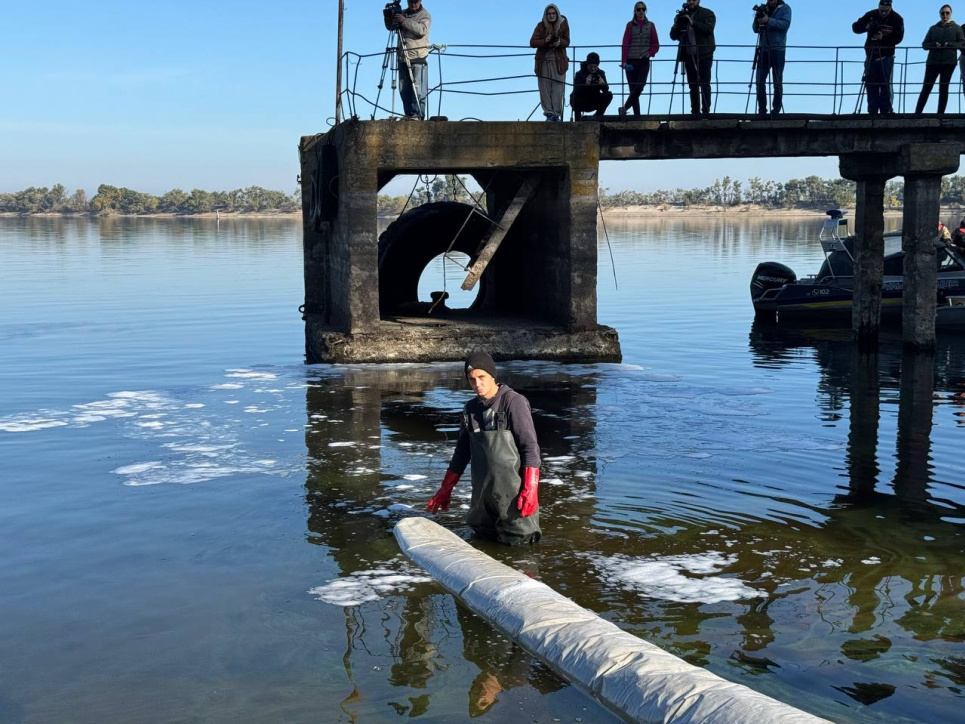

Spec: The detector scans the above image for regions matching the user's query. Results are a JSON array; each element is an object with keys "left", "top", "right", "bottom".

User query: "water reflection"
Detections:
[
  {"left": 302, "top": 365, "right": 613, "bottom": 721},
  {"left": 748, "top": 322, "right": 965, "bottom": 708}
]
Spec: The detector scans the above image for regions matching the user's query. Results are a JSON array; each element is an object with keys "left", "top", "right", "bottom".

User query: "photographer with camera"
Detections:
[
  {"left": 853, "top": 1, "right": 904, "bottom": 115},
  {"left": 571, "top": 52, "right": 613, "bottom": 120},
  {"left": 669, "top": 0, "right": 716, "bottom": 116},
  {"left": 385, "top": 0, "right": 431, "bottom": 119},
  {"left": 619, "top": 3, "right": 660, "bottom": 118},
  {"left": 915, "top": 5, "right": 965, "bottom": 115},
  {"left": 530, "top": 4, "right": 571, "bottom": 122},
  {"left": 752, "top": 0, "right": 792, "bottom": 116}
]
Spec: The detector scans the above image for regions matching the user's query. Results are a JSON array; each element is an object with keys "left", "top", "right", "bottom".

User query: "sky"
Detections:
[{"left": 0, "top": 1, "right": 959, "bottom": 196}]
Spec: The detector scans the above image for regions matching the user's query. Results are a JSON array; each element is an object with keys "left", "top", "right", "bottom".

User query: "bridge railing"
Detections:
[{"left": 336, "top": 42, "right": 964, "bottom": 122}]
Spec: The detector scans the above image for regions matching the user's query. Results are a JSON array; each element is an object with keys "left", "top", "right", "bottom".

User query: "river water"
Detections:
[{"left": 1, "top": 215, "right": 962, "bottom": 723}]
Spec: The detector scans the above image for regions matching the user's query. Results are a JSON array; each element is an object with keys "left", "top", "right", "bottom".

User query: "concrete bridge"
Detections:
[{"left": 300, "top": 117, "right": 965, "bottom": 363}]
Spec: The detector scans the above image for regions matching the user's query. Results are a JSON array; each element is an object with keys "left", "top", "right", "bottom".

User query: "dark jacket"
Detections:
[
  {"left": 449, "top": 384, "right": 541, "bottom": 475},
  {"left": 922, "top": 20, "right": 965, "bottom": 66},
  {"left": 669, "top": 5, "right": 716, "bottom": 60},
  {"left": 573, "top": 64, "right": 610, "bottom": 95},
  {"left": 852, "top": 9, "right": 904, "bottom": 58},
  {"left": 752, "top": 0, "right": 791, "bottom": 50}
]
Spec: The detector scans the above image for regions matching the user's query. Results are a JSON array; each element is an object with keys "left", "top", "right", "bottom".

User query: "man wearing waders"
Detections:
[{"left": 427, "top": 353, "right": 541, "bottom": 545}]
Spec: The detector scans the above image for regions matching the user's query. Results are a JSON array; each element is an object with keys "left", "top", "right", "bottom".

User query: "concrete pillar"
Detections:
[
  {"left": 901, "top": 174, "right": 943, "bottom": 349},
  {"left": 839, "top": 155, "right": 898, "bottom": 348},
  {"left": 852, "top": 180, "right": 887, "bottom": 346},
  {"left": 899, "top": 145, "right": 960, "bottom": 350}
]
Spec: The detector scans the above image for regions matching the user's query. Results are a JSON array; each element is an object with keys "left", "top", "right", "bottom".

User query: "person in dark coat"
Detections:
[
  {"left": 916, "top": 5, "right": 965, "bottom": 114},
  {"left": 571, "top": 52, "right": 613, "bottom": 120},
  {"left": 427, "top": 353, "right": 542, "bottom": 546},
  {"left": 669, "top": 0, "right": 716, "bottom": 116},
  {"left": 852, "top": 1, "right": 905, "bottom": 115}
]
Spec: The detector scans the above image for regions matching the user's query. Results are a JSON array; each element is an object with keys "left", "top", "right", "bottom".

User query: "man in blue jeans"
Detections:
[
  {"left": 752, "top": 0, "right": 792, "bottom": 116},
  {"left": 391, "top": 0, "right": 432, "bottom": 119},
  {"left": 853, "top": 1, "right": 905, "bottom": 115}
]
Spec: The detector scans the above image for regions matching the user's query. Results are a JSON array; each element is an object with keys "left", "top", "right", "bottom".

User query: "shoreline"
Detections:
[
  {"left": 3, "top": 205, "right": 963, "bottom": 219},
  {"left": 0, "top": 211, "right": 301, "bottom": 219}
]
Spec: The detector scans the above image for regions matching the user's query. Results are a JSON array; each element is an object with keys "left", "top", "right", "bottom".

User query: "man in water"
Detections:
[{"left": 427, "top": 352, "right": 542, "bottom": 545}]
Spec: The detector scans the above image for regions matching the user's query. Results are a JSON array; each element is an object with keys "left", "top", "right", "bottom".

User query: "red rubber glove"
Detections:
[
  {"left": 427, "top": 470, "right": 460, "bottom": 513},
  {"left": 517, "top": 467, "right": 539, "bottom": 517}
]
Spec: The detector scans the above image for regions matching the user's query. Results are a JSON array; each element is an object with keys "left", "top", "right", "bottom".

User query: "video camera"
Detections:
[
  {"left": 675, "top": 2, "right": 692, "bottom": 23},
  {"left": 752, "top": 3, "right": 768, "bottom": 20},
  {"left": 383, "top": 0, "right": 403, "bottom": 30}
]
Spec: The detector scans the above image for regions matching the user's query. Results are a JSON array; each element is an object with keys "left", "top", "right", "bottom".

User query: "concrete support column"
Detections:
[
  {"left": 852, "top": 179, "right": 887, "bottom": 346},
  {"left": 901, "top": 174, "right": 943, "bottom": 349},
  {"left": 899, "top": 145, "right": 960, "bottom": 350},
  {"left": 839, "top": 155, "right": 898, "bottom": 348}
]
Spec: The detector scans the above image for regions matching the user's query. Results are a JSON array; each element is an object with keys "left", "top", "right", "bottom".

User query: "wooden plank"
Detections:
[{"left": 461, "top": 177, "right": 539, "bottom": 291}]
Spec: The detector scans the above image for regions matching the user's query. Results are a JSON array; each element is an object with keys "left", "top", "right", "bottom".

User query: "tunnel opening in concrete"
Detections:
[{"left": 378, "top": 201, "right": 492, "bottom": 318}]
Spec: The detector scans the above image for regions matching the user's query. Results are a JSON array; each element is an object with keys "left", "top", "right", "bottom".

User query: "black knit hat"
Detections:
[
  {"left": 465, "top": 352, "right": 497, "bottom": 381},
  {"left": 586, "top": 52, "right": 600, "bottom": 64}
]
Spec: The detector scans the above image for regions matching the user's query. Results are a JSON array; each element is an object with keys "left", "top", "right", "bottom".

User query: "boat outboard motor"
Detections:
[{"left": 750, "top": 262, "right": 796, "bottom": 300}]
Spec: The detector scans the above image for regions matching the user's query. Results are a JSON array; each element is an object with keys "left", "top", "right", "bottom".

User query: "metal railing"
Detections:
[{"left": 335, "top": 42, "right": 965, "bottom": 123}]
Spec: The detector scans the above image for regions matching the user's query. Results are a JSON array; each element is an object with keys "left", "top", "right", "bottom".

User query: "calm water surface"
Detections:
[{"left": 1, "top": 215, "right": 963, "bottom": 723}]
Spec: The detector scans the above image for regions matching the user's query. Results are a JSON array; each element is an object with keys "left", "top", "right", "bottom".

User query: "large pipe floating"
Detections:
[{"left": 394, "top": 517, "right": 831, "bottom": 724}]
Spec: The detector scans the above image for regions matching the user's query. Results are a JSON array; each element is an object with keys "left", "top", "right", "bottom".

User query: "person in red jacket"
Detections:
[
  {"left": 427, "top": 352, "right": 542, "bottom": 545},
  {"left": 620, "top": 2, "right": 660, "bottom": 118}
]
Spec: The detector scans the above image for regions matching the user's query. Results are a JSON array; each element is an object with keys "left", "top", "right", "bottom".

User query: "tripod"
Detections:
[
  {"left": 744, "top": 31, "right": 764, "bottom": 114},
  {"left": 373, "top": 27, "right": 423, "bottom": 119},
  {"left": 669, "top": 16, "right": 698, "bottom": 115}
]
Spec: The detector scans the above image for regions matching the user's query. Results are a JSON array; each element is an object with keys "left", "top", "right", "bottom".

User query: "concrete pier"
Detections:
[
  {"left": 841, "top": 145, "right": 960, "bottom": 349},
  {"left": 300, "top": 121, "right": 620, "bottom": 364},
  {"left": 302, "top": 119, "right": 965, "bottom": 362}
]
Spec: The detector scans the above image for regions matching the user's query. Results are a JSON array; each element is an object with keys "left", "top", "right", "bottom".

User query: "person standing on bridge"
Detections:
[
  {"left": 619, "top": 2, "right": 660, "bottom": 118},
  {"left": 391, "top": 0, "right": 432, "bottom": 119},
  {"left": 915, "top": 5, "right": 965, "bottom": 115},
  {"left": 427, "top": 352, "right": 542, "bottom": 546},
  {"left": 852, "top": 1, "right": 905, "bottom": 116},
  {"left": 531, "top": 4, "right": 571, "bottom": 122},
  {"left": 752, "top": 0, "right": 792, "bottom": 116},
  {"left": 670, "top": 0, "right": 716, "bottom": 117}
]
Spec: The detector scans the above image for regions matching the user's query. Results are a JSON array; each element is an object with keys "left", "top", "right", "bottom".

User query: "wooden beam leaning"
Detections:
[{"left": 461, "top": 176, "right": 540, "bottom": 291}]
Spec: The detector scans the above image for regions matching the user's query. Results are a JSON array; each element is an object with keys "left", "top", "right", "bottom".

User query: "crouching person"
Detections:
[
  {"left": 427, "top": 353, "right": 542, "bottom": 545},
  {"left": 571, "top": 52, "right": 613, "bottom": 120}
]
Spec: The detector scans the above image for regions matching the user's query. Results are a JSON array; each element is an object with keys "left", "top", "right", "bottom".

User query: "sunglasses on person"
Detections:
[
  {"left": 635, "top": 5, "right": 647, "bottom": 12},
  {"left": 941, "top": 9, "right": 952, "bottom": 15}
]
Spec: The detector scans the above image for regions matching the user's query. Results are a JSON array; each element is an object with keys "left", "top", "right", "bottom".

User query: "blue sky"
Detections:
[{"left": 0, "top": 1, "right": 958, "bottom": 195}]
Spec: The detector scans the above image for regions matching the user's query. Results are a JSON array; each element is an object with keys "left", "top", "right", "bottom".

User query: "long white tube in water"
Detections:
[{"left": 394, "top": 517, "right": 832, "bottom": 724}]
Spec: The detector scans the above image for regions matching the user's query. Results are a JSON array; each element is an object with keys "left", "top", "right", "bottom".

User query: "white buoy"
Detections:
[{"left": 394, "top": 518, "right": 831, "bottom": 724}]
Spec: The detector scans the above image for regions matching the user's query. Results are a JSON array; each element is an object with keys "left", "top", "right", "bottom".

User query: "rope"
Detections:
[{"left": 597, "top": 196, "right": 619, "bottom": 292}]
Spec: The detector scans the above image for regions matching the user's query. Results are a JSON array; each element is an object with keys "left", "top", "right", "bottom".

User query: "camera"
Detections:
[
  {"left": 752, "top": 3, "right": 768, "bottom": 19},
  {"left": 676, "top": 3, "right": 692, "bottom": 22},
  {"left": 383, "top": 0, "right": 403, "bottom": 30},
  {"left": 546, "top": 34, "right": 559, "bottom": 45}
]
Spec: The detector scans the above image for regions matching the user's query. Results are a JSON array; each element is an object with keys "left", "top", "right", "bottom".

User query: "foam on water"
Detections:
[
  {"left": 590, "top": 552, "right": 764, "bottom": 604},
  {"left": 308, "top": 562, "right": 434, "bottom": 607}
]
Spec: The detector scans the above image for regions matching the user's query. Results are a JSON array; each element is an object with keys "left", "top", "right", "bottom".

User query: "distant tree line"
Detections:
[
  {"left": 11, "top": 174, "right": 965, "bottom": 216},
  {"left": 0, "top": 184, "right": 300, "bottom": 215}
]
